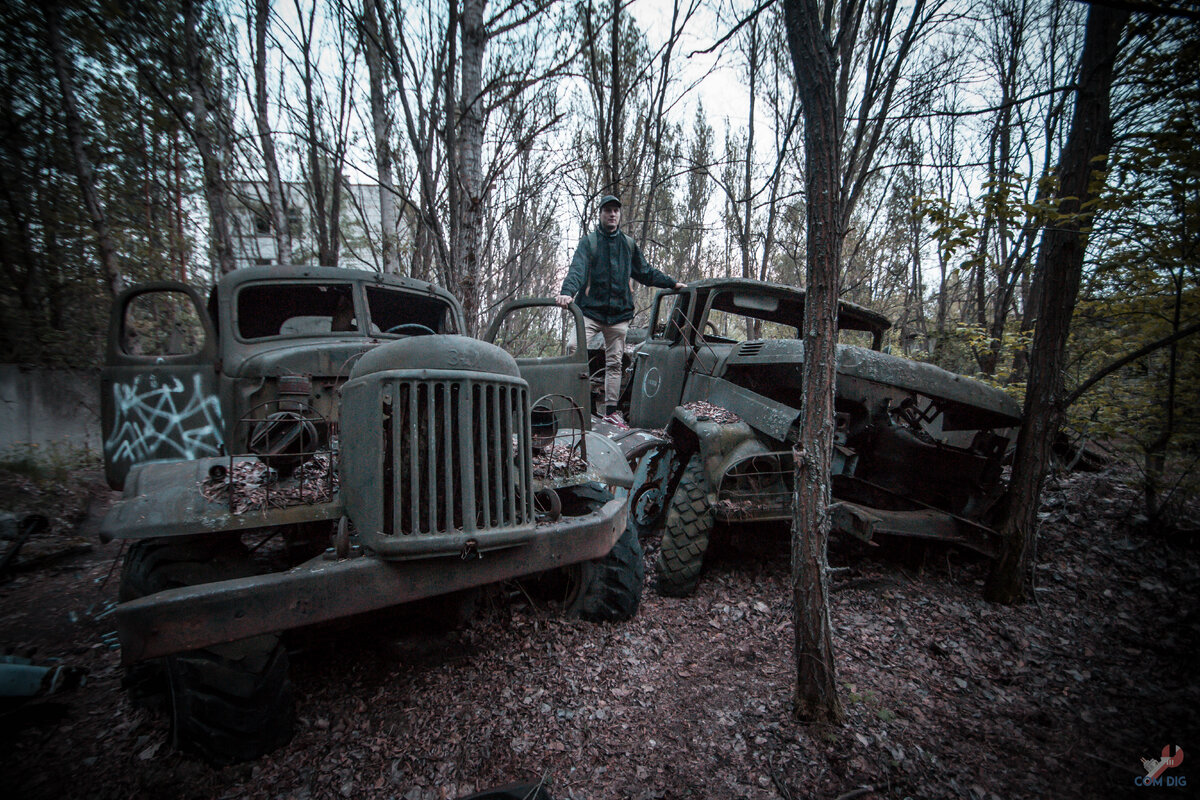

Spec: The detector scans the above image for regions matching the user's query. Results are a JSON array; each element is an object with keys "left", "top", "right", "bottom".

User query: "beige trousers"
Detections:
[{"left": 583, "top": 318, "right": 629, "bottom": 412}]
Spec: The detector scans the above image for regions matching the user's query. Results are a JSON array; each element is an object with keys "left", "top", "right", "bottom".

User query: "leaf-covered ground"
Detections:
[{"left": 1, "top": 467, "right": 1196, "bottom": 799}]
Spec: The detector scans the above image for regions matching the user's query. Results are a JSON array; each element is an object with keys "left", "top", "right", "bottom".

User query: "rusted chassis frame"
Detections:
[{"left": 116, "top": 499, "right": 627, "bottom": 665}]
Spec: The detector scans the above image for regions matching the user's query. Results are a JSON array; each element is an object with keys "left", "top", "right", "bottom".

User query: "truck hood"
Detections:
[
  {"left": 721, "top": 339, "right": 1022, "bottom": 429},
  {"left": 224, "top": 338, "right": 383, "bottom": 381}
]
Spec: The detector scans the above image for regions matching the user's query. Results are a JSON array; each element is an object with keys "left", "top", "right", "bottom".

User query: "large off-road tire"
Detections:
[
  {"left": 560, "top": 483, "right": 645, "bottom": 622},
  {"left": 119, "top": 537, "right": 294, "bottom": 764},
  {"left": 655, "top": 454, "right": 715, "bottom": 597}
]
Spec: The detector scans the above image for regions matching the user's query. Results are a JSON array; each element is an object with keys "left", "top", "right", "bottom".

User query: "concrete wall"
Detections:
[{"left": 0, "top": 366, "right": 101, "bottom": 454}]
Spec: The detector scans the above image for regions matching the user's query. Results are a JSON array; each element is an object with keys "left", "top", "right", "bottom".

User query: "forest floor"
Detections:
[{"left": 0, "top": 462, "right": 1197, "bottom": 800}]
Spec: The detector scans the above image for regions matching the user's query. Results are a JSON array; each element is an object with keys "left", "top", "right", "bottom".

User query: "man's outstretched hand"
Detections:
[{"left": 555, "top": 294, "right": 573, "bottom": 308}]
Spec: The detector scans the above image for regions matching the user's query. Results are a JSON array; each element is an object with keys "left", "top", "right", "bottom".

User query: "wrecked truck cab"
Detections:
[
  {"left": 617, "top": 278, "right": 1021, "bottom": 597},
  {"left": 101, "top": 265, "right": 465, "bottom": 490},
  {"left": 98, "top": 267, "right": 640, "bottom": 764}
]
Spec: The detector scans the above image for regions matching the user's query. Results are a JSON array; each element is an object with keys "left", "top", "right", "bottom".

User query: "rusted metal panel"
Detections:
[
  {"left": 98, "top": 457, "right": 343, "bottom": 543},
  {"left": 115, "top": 499, "right": 628, "bottom": 663},
  {"left": 683, "top": 373, "right": 799, "bottom": 444},
  {"left": 830, "top": 476, "right": 1002, "bottom": 558}
]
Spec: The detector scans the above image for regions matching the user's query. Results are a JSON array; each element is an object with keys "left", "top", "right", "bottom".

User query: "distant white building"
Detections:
[{"left": 228, "top": 180, "right": 412, "bottom": 272}]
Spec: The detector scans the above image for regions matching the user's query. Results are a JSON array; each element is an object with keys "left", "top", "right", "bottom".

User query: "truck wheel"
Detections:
[
  {"left": 655, "top": 454, "right": 715, "bottom": 597},
  {"left": 119, "top": 537, "right": 294, "bottom": 763},
  {"left": 560, "top": 484, "right": 645, "bottom": 622}
]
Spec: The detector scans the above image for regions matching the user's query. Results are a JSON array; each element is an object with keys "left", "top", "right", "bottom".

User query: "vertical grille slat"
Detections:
[
  {"left": 382, "top": 393, "right": 394, "bottom": 536},
  {"left": 476, "top": 384, "right": 490, "bottom": 528},
  {"left": 407, "top": 383, "right": 420, "bottom": 534},
  {"left": 490, "top": 385, "right": 503, "bottom": 525},
  {"left": 502, "top": 385, "right": 516, "bottom": 525},
  {"left": 442, "top": 382, "right": 458, "bottom": 532},
  {"left": 457, "top": 384, "right": 476, "bottom": 533},
  {"left": 424, "top": 383, "right": 436, "bottom": 533},
  {"left": 518, "top": 386, "right": 532, "bottom": 521}
]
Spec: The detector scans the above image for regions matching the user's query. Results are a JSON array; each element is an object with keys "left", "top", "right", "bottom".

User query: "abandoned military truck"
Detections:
[
  {"left": 614, "top": 278, "right": 1022, "bottom": 596},
  {"left": 99, "top": 265, "right": 643, "bottom": 762}
]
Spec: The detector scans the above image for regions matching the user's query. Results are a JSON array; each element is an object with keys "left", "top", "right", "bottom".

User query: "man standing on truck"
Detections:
[{"left": 556, "top": 194, "right": 685, "bottom": 422}]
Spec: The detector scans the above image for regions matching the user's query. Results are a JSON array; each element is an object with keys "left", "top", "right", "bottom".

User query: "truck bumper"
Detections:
[{"left": 116, "top": 499, "right": 628, "bottom": 664}]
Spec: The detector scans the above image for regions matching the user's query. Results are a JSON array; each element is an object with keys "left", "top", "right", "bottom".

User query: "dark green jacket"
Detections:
[{"left": 561, "top": 226, "right": 677, "bottom": 325}]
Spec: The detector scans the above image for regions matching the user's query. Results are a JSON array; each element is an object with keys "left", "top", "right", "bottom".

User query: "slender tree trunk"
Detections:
[
  {"left": 173, "top": 134, "right": 187, "bottom": 279},
  {"left": 581, "top": 3, "right": 610, "bottom": 197},
  {"left": 783, "top": 0, "right": 843, "bottom": 724},
  {"left": 1143, "top": 270, "right": 1183, "bottom": 522},
  {"left": 444, "top": 0, "right": 461, "bottom": 280},
  {"left": 45, "top": 3, "right": 122, "bottom": 295},
  {"left": 363, "top": 0, "right": 399, "bottom": 274},
  {"left": 985, "top": 4, "right": 1128, "bottom": 604},
  {"left": 741, "top": 17, "right": 758, "bottom": 284},
  {"left": 298, "top": 6, "right": 331, "bottom": 266},
  {"left": 455, "top": 0, "right": 485, "bottom": 334},
  {"left": 254, "top": 0, "right": 292, "bottom": 265},
  {"left": 639, "top": 0, "right": 681, "bottom": 248},
  {"left": 182, "top": 0, "right": 236, "bottom": 274},
  {"left": 608, "top": 0, "right": 622, "bottom": 194}
]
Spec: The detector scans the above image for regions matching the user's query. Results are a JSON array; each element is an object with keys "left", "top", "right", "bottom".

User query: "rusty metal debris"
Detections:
[
  {"left": 531, "top": 443, "right": 588, "bottom": 479},
  {"left": 0, "top": 655, "right": 86, "bottom": 699},
  {"left": 200, "top": 452, "right": 339, "bottom": 514},
  {"left": 682, "top": 400, "right": 741, "bottom": 424},
  {"left": 713, "top": 498, "right": 788, "bottom": 520}
]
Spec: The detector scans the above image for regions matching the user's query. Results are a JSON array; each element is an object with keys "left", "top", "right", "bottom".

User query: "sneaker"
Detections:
[{"left": 602, "top": 410, "right": 628, "bottom": 428}]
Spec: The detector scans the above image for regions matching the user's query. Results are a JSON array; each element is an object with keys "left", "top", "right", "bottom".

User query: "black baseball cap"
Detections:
[{"left": 598, "top": 194, "right": 622, "bottom": 209}]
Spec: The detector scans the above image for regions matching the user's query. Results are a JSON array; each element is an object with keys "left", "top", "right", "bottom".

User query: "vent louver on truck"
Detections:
[{"left": 737, "top": 341, "right": 766, "bottom": 357}]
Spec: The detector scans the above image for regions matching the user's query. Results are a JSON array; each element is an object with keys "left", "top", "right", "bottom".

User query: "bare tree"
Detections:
[
  {"left": 783, "top": 0, "right": 844, "bottom": 724},
  {"left": 252, "top": 0, "right": 292, "bottom": 265},
  {"left": 361, "top": 0, "right": 400, "bottom": 273},
  {"left": 283, "top": 0, "right": 354, "bottom": 267},
  {"left": 370, "top": 0, "right": 570, "bottom": 331},
  {"left": 986, "top": 2, "right": 1128, "bottom": 603},
  {"left": 44, "top": 2, "right": 122, "bottom": 295},
  {"left": 183, "top": 0, "right": 237, "bottom": 274}
]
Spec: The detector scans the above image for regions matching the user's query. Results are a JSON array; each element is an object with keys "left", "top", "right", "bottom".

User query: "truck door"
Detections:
[
  {"left": 101, "top": 282, "right": 221, "bottom": 490},
  {"left": 628, "top": 290, "right": 691, "bottom": 429},
  {"left": 484, "top": 298, "right": 591, "bottom": 424}
]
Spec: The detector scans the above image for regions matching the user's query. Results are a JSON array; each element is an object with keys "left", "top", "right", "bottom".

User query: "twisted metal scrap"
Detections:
[{"left": 201, "top": 452, "right": 339, "bottom": 514}]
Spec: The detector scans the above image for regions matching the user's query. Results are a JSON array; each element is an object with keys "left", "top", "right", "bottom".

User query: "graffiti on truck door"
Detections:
[{"left": 105, "top": 372, "right": 224, "bottom": 468}]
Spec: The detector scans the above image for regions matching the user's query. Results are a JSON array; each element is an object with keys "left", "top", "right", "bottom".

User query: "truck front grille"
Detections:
[{"left": 381, "top": 378, "right": 533, "bottom": 536}]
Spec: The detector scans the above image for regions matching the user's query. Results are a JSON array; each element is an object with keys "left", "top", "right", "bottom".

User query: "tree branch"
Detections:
[
  {"left": 1064, "top": 320, "right": 1200, "bottom": 408},
  {"left": 687, "top": 0, "right": 776, "bottom": 58}
]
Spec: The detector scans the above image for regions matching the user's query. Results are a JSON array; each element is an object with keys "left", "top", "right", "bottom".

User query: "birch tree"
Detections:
[
  {"left": 251, "top": 0, "right": 292, "bottom": 266},
  {"left": 361, "top": 0, "right": 400, "bottom": 273}
]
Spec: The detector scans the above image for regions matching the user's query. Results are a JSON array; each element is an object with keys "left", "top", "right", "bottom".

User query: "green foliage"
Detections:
[
  {"left": 843, "top": 684, "right": 897, "bottom": 724},
  {"left": 1064, "top": 17, "right": 1200, "bottom": 522},
  {"left": 0, "top": 0, "right": 202, "bottom": 368}
]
